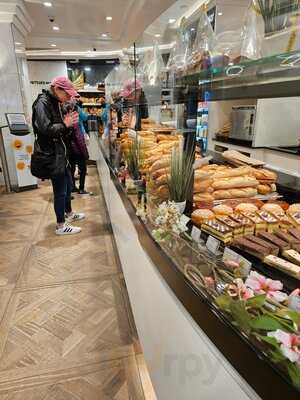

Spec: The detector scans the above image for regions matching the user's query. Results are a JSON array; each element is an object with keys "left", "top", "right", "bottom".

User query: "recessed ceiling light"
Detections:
[
  {"left": 44, "top": 2, "right": 52, "bottom": 7},
  {"left": 53, "top": 26, "right": 59, "bottom": 31},
  {"left": 218, "top": 12, "right": 223, "bottom": 16},
  {"left": 101, "top": 33, "right": 108, "bottom": 37},
  {"left": 84, "top": 67, "right": 91, "bottom": 71},
  {"left": 50, "top": 44, "right": 56, "bottom": 47},
  {"left": 168, "top": 18, "right": 176, "bottom": 24},
  {"left": 155, "top": 34, "right": 161, "bottom": 38},
  {"left": 106, "top": 16, "right": 112, "bottom": 21},
  {"left": 191, "top": 28, "right": 195, "bottom": 31},
  {"left": 15, "top": 42, "right": 21, "bottom": 45}
]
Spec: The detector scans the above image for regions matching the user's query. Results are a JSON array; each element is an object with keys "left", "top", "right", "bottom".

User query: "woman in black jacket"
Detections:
[{"left": 32, "top": 76, "right": 85, "bottom": 235}]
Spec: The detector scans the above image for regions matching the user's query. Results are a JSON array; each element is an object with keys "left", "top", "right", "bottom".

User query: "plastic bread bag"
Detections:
[
  {"left": 188, "top": 7, "right": 217, "bottom": 72},
  {"left": 240, "top": 0, "right": 263, "bottom": 60},
  {"left": 167, "top": 19, "right": 189, "bottom": 74},
  {"left": 212, "top": 30, "right": 243, "bottom": 68},
  {"left": 148, "top": 42, "right": 166, "bottom": 85}
]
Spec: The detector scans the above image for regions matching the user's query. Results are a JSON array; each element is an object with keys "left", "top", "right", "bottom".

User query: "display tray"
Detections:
[{"left": 100, "top": 147, "right": 299, "bottom": 399}]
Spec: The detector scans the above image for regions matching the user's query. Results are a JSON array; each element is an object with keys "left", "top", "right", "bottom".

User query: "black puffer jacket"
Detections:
[{"left": 32, "top": 90, "right": 72, "bottom": 157}]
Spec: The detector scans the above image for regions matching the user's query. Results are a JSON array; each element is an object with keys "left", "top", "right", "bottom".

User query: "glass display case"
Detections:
[{"left": 99, "top": 0, "right": 300, "bottom": 396}]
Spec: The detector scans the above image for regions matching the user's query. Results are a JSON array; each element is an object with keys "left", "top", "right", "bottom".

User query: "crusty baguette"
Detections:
[
  {"left": 194, "top": 193, "right": 215, "bottom": 202},
  {"left": 213, "top": 187, "right": 258, "bottom": 200},
  {"left": 149, "top": 157, "right": 170, "bottom": 174},
  {"left": 151, "top": 167, "right": 170, "bottom": 180},
  {"left": 194, "top": 179, "right": 213, "bottom": 194},
  {"left": 212, "top": 166, "right": 252, "bottom": 179},
  {"left": 212, "top": 176, "right": 259, "bottom": 190}
]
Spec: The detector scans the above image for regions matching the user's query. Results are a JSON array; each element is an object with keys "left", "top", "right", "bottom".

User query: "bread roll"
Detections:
[
  {"left": 212, "top": 204, "right": 233, "bottom": 216},
  {"left": 257, "top": 184, "right": 272, "bottom": 195},
  {"left": 213, "top": 166, "right": 252, "bottom": 179},
  {"left": 192, "top": 209, "right": 215, "bottom": 225},
  {"left": 213, "top": 188, "right": 258, "bottom": 200},
  {"left": 235, "top": 203, "right": 258, "bottom": 213},
  {"left": 212, "top": 176, "right": 258, "bottom": 190},
  {"left": 194, "top": 193, "right": 214, "bottom": 202}
]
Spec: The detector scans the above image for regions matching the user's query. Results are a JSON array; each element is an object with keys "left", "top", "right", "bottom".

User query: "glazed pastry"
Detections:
[
  {"left": 288, "top": 204, "right": 300, "bottom": 213},
  {"left": 216, "top": 216, "right": 243, "bottom": 237},
  {"left": 264, "top": 255, "right": 300, "bottom": 277},
  {"left": 261, "top": 203, "right": 283, "bottom": 214},
  {"left": 235, "top": 203, "right": 258, "bottom": 213},
  {"left": 191, "top": 209, "right": 215, "bottom": 226},
  {"left": 212, "top": 204, "right": 233, "bottom": 216},
  {"left": 245, "top": 235, "right": 279, "bottom": 256},
  {"left": 258, "top": 231, "right": 290, "bottom": 252},
  {"left": 282, "top": 249, "right": 300, "bottom": 266},
  {"left": 288, "top": 228, "right": 300, "bottom": 242},
  {"left": 231, "top": 213, "right": 255, "bottom": 235},
  {"left": 233, "top": 237, "right": 269, "bottom": 260},
  {"left": 287, "top": 212, "right": 300, "bottom": 228},
  {"left": 274, "top": 230, "right": 300, "bottom": 245},
  {"left": 257, "top": 210, "right": 280, "bottom": 233},
  {"left": 242, "top": 212, "right": 267, "bottom": 235}
]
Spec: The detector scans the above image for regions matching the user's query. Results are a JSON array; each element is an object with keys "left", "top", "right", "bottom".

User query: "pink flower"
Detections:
[
  {"left": 268, "top": 330, "right": 300, "bottom": 364},
  {"left": 228, "top": 279, "right": 254, "bottom": 300},
  {"left": 245, "top": 271, "right": 288, "bottom": 303}
]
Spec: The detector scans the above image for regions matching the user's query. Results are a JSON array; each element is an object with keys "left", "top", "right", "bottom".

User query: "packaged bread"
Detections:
[
  {"left": 212, "top": 176, "right": 258, "bottom": 190},
  {"left": 191, "top": 209, "right": 215, "bottom": 225},
  {"left": 213, "top": 187, "right": 258, "bottom": 200}
]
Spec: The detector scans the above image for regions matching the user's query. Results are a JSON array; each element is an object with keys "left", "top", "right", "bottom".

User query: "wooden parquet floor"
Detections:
[{"left": 0, "top": 167, "right": 156, "bottom": 400}]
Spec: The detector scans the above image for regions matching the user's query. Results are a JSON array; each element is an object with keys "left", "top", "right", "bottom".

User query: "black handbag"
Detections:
[{"left": 30, "top": 138, "right": 66, "bottom": 179}]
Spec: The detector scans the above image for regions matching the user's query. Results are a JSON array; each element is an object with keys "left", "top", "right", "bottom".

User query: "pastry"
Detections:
[
  {"left": 245, "top": 235, "right": 279, "bottom": 256},
  {"left": 288, "top": 204, "right": 300, "bottom": 213},
  {"left": 213, "top": 188, "right": 258, "bottom": 200},
  {"left": 235, "top": 203, "right": 258, "bottom": 213},
  {"left": 282, "top": 249, "right": 300, "bottom": 266},
  {"left": 257, "top": 210, "right": 280, "bottom": 233},
  {"left": 201, "top": 220, "right": 233, "bottom": 243},
  {"left": 212, "top": 204, "right": 233, "bottom": 216},
  {"left": 274, "top": 230, "right": 300, "bottom": 245},
  {"left": 288, "top": 228, "right": 300, "bottom": 242},
  {"left": 264, "top": 255, "right": 300, "bottom": 277},
  {"left": 272, "top": 212, "right": 293, "bottom": 231},
  {"left": 287, "top": 212, "right": 300, "bottom": 228},
  {"left": 191, "top": 209, "right": 215, "bottom": 226},
  {"left": 216, "top": 216, "right": 243, "bottom": 237},
  {"left": 242, "top": 212, "right": 267, "bottom": 234},
  {"left": 233, "top": 237, "right": 269, "bottom": 259},
  {"left": 258, "top": 232, "right": 290, "bottom": 252},
  {"left": 231, "top": 213, "right": 255, "bottom": 235},
  {"left": 212, "top": 176, "right": 259, "bottom": 190},
  {"left": 261, "top": 203, "right": 283, "bottom": 214}
]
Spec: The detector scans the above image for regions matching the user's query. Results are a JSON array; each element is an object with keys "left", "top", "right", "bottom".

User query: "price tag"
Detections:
[
  {"left": 223, "top": 247, "right": 252, "bottom": 277},
  {"left": 191, "top": 226, "right": 201, "bottom": 243},
  {"left": 288, "top": 296, "right": 300, "bottom": 313},
  {"left": 180, "top": 214, "right": 190, "bottom": 226},
  {"left": 206, "top": 235, "right": 220, "bottom": 254}
]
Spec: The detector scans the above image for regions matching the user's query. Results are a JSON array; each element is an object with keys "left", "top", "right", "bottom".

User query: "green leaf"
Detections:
[
  {"left": 246, "top": 294, "right": 266, "bottom": 309},
  {"left": 215, "top": 295, "right": 232, "bottom": 311},
  {"left": 250, "top": 315, "right": 286, "bottom": 331},
  {"left": 277, "top": 309, "right": 300, "bottom": 328},
  {"left": 230, "top": 300, "right": 252, "bottom": 334},
  {"left": 269, "top": 350, "right": 287, "bottom": 363},
  {"left": 287, "top": 362, "right": 300, "bottom": 389},
  {"left": 259, "top": 334, "right": 281, "bottom": 349}
]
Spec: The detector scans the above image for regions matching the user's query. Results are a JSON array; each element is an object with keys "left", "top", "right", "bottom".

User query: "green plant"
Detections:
[
  {"left": 256, "top": 0, "right": 300, "bottom": 34},
  {"left": 124, "top": 137, "right": 143, "bottom": 180},
  {"left": 167, "top": 144, "right": 194, "bottom": 203}
]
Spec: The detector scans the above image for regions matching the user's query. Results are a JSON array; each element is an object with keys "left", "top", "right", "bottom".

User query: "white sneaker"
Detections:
[
  {"left": 66, "top": 212, "right": 85, "bottom": 223},
  {"left": 55, "top": 223, "right": 81, "bottom": 235}
]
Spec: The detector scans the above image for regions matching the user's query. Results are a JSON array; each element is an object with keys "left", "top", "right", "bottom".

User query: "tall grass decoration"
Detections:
[{"left": 124, "top": 137, "right": 143, "bottom": 181}]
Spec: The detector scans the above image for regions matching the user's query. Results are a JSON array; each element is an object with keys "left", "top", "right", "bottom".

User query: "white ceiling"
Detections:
[{"left": 24, "top": 0, "right": 178, "bottom": 58}]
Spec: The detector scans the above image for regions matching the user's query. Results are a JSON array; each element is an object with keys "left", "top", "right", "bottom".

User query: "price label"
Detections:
[
  {"left": 180, "top": 214, "right": 190, "bottom": 226},
  {"left": 288, "top": 296, "right": 300, "bottom": 313},
  {"left": 206, "top": 235, "right": 220, "bottom": 254},
  {"left": 191, "top": 226, "right": 201, "bottom": 243},
  {"left": 223, "top": 247, "right": 252, "bottom": 277}
]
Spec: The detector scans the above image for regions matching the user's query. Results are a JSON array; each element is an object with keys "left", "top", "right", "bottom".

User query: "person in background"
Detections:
[
  {"left": 69, "top": 97, "right": 90, "bottom": 195},
  {"left": 32, "top": 76, "right": 85, "bottom": 235},
  {"left": 121, "top": 79, "right": 148, "bottom": 131}
]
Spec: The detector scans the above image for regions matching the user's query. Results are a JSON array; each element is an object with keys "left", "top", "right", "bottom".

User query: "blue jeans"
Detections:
[{"left": 51, "top": 168, "right": 72, "bottom": 224}]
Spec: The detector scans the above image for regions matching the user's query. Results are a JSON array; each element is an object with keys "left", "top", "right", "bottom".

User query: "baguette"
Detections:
[
  {"left": 252, "top": 168, "right": 277, "bottom": 181},
  {"left": 151, "top": 167, "right": 170, "bottom": 180},
  {"left": 194, "top": 193, "right": 215, "bottom": 202},
  {"left": 194, "top": 179, "right": 213, "bottom": 194},
  {"left": 149, "top": 157, "right": 170, "bottom": 174},
  {"left": 212, "top": 176, "right": 259, "bottom": 190},
  {"left": 212, "top": 166, "right": 252, "bottom": 179},
  {"left": 213, "top": 188, "right": 258, "bottom": 200}
]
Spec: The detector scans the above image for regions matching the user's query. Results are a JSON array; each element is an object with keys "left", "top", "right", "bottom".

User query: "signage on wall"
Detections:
[{"left": 207, "top": 6, "right": 216, "bottom": 31}]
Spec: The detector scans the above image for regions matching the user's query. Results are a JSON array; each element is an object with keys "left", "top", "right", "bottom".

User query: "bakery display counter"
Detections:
[{"left": 96, "top": 138, "right": 300, "bottom": 399}]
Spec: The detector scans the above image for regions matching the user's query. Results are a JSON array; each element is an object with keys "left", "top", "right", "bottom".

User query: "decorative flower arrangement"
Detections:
[
  {"left": 152, "top": 201, "right": 188, "bottom": 242},
  {"left": 215, "top": 270, "right": 300, "bottom": 388}
]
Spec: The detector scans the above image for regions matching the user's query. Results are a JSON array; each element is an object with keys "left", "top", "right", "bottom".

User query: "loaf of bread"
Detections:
[
  {"left": 194, "top": 193, "right": 215, "bottom": 202},
  {"left": 194, "top": 179, "right": 213, "bottom": 193},
  {"left": 252, "top": 168, "right": 277, "bottom": 181},
  {"left": 213, "top": 166, "right": 252, "bottom": 179},
  {"left": 156, "top": 185, "right": 169, "bottom": 199},
  {"left": 149, "top": 157, "right": 170, "bottom": 174},
  {"left": 213, "top": 188, "right": 258, "bottom": 200},
  {"left": 212, "top": 176, "right": 258, "bottom": 190},
  {"left": 257, "top": 184, "right": 272, "bottom": 195}
]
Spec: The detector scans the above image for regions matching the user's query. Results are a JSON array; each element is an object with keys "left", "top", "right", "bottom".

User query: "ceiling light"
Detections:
[
  {"left": 168, "top": 18, "right": 176, "bottom": 24},
  {"left": 43, "top": 2, "right": 52, "bottom": 7},
  {"left": 15, "top": 42, "right": 21, "bottom": 45},
  {"left": 218, "top": 12, "right": 223, "bottom": 16},
  {"left": 191, "top": 28, "right": 195, "bottom": 31},
  {"left": 50, "top": 44, "right": 56, "bottom": 47},
  {"left": 106, "top": 16, "right": 112, "bottom": 21},
  {"left": 101, "top": 33, "right": 108, "bottom": 38},
  {"left": 84, "top": 67, "right": 91, "bottom": 71},
  {"left": 53, "top": 26, "right": 59, "bottom": 31},
  {"left": 155, "top": 34, "right": 161, "bottom": 38}
]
